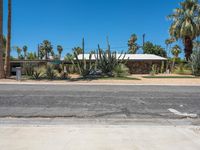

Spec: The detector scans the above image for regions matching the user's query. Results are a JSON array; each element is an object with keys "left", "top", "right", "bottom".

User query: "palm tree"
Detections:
[
  {"left": 171, "top": 45, "right": 182, "bottom": 70},
  {"left": 171, "top": 45, "right": 182, "bottom": 58},
  {"left": 57, "top": 45, "right": 63, "bottom": 60},
  {"left": 128, "top": 34, "right": 139, "bottom": 54},
  {"left": 40, "top": 40, "right": 53, "bottom": 60},
  {"left": 0, "top": 0, "right": 5, "bottom": 78},
  {"left": 23, "top": 45, "right": 28, "bottom": 60},
  {"left": 72, "top": 47, "right": 83, "bottom": 55},
  {"left": 13, "top": 46, "right": 22, "bottom": 59},
  {"left": 4, "top": 0, "right": 12, "bottom": 77},
  {"left": 165, "top": 38, "right": 175, "bottom": 57},
  {"left": 168, "top": 0, "right": 200, "bottom": 60}
]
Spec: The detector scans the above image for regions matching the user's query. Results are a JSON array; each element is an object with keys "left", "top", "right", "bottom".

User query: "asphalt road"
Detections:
[{"left": 0, "top": 84, "right": 200, "bottom": 119}]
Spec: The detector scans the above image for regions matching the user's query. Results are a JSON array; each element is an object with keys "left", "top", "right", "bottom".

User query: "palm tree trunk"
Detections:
[
  {"left": 4, "top": 0, "right": 11, "bottom": 77},
  {"left": 0, "top": 0, "right": 5, "bottom": 79},
  {"left": 184, "top": 36, "right": 193, "bottom": 61}
]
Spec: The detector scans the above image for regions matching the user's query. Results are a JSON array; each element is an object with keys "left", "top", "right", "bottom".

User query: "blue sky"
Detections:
[{"left": 3, "top": 0, "right": 183, "bottom": 57}]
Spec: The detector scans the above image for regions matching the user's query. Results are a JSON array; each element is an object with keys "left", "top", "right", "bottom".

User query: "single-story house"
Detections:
[
  {"left": 10, "top": 54, "right": 167, "bottom": 75},
  {"left": 77, "top": 54, "right": 167, "bottom": 74}
]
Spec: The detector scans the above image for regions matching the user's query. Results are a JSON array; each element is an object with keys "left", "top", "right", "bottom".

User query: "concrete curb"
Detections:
[{"left": 0, "top": 82, "right": 200, "bottom": 86}]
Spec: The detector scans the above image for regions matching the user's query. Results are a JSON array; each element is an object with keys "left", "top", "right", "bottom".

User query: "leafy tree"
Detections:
[
  {"left": 23, "top": 45, "right": 28, "bottom": 60},
  {"left": 190, "top": 47, "right": 200, "bottom": 76},
  {"left": 39, "top": 40, "right": 53, "bottom": 60},
  {"left": 128, "top": 34, "right": 139, "bottom": 54},
  {"left": 168, "top": 0, "right": 200, "bottom": 60},
  {"left": 143, "top": 41, "right": 167, "bottom": 57},
  {"left": 57, "top": 45, "right": 63, "bottom": 60}
]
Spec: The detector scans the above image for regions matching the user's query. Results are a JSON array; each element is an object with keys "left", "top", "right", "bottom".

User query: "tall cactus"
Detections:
[
  {"left": 97, "top": 38, "right": 126, "bottom": 76},
  {"left": 70, "top": 38, "right": 93, "bottom": 77}
]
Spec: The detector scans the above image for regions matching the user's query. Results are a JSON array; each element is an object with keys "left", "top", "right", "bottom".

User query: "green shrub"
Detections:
[
  {"left": 190, "top": 47, "right": 200, "bottom": 76},
  {"left": 113, "top": 64, "right": 129, "bottom": 77}
]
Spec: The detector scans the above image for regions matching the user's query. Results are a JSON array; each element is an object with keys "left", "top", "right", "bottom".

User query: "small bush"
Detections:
[
  {"left": 113, "top": 64, "right": 129, "bottom": 77},
  {"left": 190, "top": 47, "right": 200, "bottom": 76}
]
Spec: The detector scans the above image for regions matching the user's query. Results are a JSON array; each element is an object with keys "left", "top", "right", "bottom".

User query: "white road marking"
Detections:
[{"left": 168, "top": 108, "right": 198, "bottom": 118}]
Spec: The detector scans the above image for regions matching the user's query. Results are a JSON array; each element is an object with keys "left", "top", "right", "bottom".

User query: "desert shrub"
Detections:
[
  {"left": 173, "top": 63, "right": 192, "bottom": 75},
  {"left": 113, "top": 64, "right": 129, "bottom": 77},
  {"left": 23, "top": 62, "right": 36, "bottom": 76},
  {"left": 190, "top": 47, "right": 200, "bottom": 76},
  {"left": 45, "top": 64, "right": 58, "bottom": 80},
  {"left": 150, "top": 64, "right": 158, "bottom": 76},
  {"left": 59, "top": 71, "right": 69, "bottom": 80}
]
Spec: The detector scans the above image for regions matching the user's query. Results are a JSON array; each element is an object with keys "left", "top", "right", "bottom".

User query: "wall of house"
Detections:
[{"left": 126, "top": 60, "right": 164, "bottom": 74}]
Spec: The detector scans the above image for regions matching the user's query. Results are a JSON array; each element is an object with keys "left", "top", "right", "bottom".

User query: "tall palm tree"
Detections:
[
  {"left": 4, "top": 0, "right": 11, "bottom": 77},
  {"left": 165, "top": 38, "right": 175, "bottom": 57},
  {"left": 0, "top": 0, "right": 5, "bottom": 78},
  {"left": 23, "top": 45, "right": 28, "bottom": 60},
  {"left": 168, "top": 0, "right": 200, "bottom": 60},
  {"left": 57, "top": 45, "right": 63, "bottom": 60},
  {"left": 13, "top": 46, "right": 22, "bottom": 59},
  {"left": 40, "top": 40, "right": 53, "bottom": 60},
  {"left": 128, "top": 34, "right": 139, "bottom": 54},
  {"left": 171, "top": 45, "right": 182, "bottom": 58}
]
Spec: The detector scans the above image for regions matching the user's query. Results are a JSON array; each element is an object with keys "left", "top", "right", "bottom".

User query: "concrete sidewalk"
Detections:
[{"left": 0, "top": 124, "right": 200, "bottom": 150}]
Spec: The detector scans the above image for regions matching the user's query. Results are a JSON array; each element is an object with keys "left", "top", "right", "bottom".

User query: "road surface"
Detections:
[{"left": 0, "top": 84, "right": 199, "bottom": 120}]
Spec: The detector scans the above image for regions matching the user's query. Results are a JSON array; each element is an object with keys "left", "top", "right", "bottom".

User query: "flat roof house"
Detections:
[{"left": 77, "top": 54, "right": 167, "bottom": 74}]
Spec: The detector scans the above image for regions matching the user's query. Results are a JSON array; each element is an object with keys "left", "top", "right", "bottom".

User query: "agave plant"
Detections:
[
  {"left": 45, "top": 64, "right": 58, "bottom": 80},
  {"left": 32, "top": 67, "right": 44, "bottom": 80}
]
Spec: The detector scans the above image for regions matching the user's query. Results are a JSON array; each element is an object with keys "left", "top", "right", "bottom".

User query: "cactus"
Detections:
[
  {"left": 97, "top": 40, "right": 126, "bottom": 76},
  {"left": 70, "top": 38, "right": 94, "bottom": 78}
]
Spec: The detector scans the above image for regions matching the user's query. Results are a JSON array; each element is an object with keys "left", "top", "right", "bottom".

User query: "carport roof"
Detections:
[{"left": 77, "top": 54, "right": 167, "bottom": 61}]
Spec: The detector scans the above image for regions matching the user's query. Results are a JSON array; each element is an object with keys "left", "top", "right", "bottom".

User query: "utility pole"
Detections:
[{"left": 142, "top": 34, "right": 146, "bottom": 47}]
